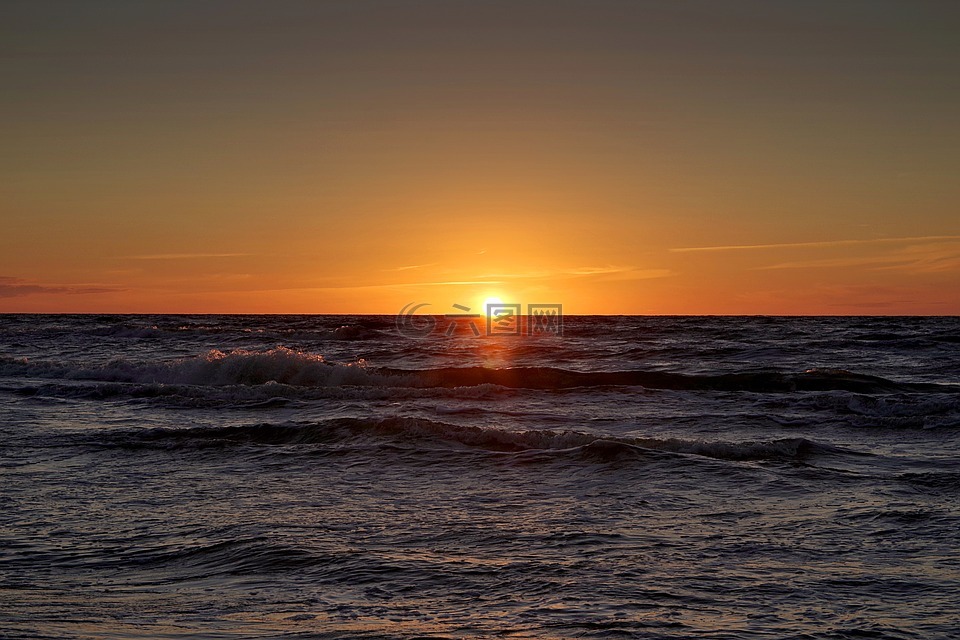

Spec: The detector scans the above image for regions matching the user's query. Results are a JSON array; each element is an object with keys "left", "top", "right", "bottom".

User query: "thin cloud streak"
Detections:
[
  {"left": 475, "top": 266, "right": 673, "bottom": 281},
  {"left": 565, "top": 265, "right": 635, "bottom": 275},
  {"left": 671, "top": 235, "right": 960, "bottom": 253},
  {"left": 401, "top": 280, "right": 505, "bottom": 287},
  {"left": 383, "top": 263, "right": 439, "bottom": 272},
  {"left": 0, "top": 276, "right": 121, "bottom": 298},
  {"left": 757, "top": 240, "right": 960, "bottom": 274},
  {"left": 120, "top": 253, "right": 253, "bottom": 260},
  {"left": 309, "top": 280, "right": 505, "bottom": 291},
  {"left": 757, "top": 256, "right": 907, "bottom": 270}
]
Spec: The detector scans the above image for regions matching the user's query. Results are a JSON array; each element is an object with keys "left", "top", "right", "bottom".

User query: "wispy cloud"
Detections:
[
  {"left": 830, "top": 300, "right": 908, "bottom": 309},
  {"left": 475, "top": 266, "right": 674, "bottom": 281},
  {"left": 599, "top": 268, "right": 674, "bottom": 281},
  {"left": 0, "top": 276, "right": 121, "bottom": 298},
  {"left": 671, "top": 235, "right": 960, "bottom": 253},
  {"left": 120, "top": 253, "right": 252, "bottom": 260},
  {"left": 565, "top": 265, "right": 635, "bottom": 276},
  {"left": 757, "top": 256, "right": 905, "bottom": 270},
  {"left": 399, "top": 280, "right": 505, "bottom": 287},
  {"left": 876, "top": 241, "right": 960, "bottom": 274},
  {"left": 383, "top": 263, "right": 439, "bottom": 272},
  {"left": 260, "top": 280, "right": 506, "bottom": 293},
  {"left": 196, "top": 266, "right": 671, "bottom": 296},
  {"left": 474, "top": 270, "right": 554, "bottom": 280},
  {"left": 757, "top": 240, "right": 960, "bottom": 274}
]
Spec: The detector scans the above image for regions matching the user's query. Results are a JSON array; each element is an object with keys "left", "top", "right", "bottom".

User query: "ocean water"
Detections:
[{"left": 2, "top": 314, "right": 959, "bottom": 639}]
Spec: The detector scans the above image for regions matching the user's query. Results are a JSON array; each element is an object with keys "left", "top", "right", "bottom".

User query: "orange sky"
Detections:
[{"left": 2, "top": 1, "right": 958, "bottom": 314}]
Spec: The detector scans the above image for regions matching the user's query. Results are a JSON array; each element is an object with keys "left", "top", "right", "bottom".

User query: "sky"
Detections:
[{"left": 2, "top": 0, "right": 958, "bottom": 314}]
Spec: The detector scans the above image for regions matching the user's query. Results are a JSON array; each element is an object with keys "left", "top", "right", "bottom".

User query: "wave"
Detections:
[
  {"left": 788, "top": 393, "right": 960, "bottom": 429},
  {"left": 16, "top": 534, "right": 321, "bottom": 575},
  {"left": 132, "top": 537, "right": 320, "bottom": 575},
  {"left": 898, "top": 471, "right": 960, "bottom": 493},
  {"left": 0, "top": 348, "right": 376, "bottom": 387},
  {"left": 2, "top": 349, "right": 954, "bottom": 395},
  {"left": 87, "top": 324, "right": 167, "bottom": 339},
  {"left": 383, "top": 365, "right": 945, "bottom": 393},
  {"left": 98, "top": 416, "right": 851, "bottom": 463},
  {"left": 6, "top": 380, "right": 514, "bottom": 409},
  {"left": 10, "top": 318, "right": 390, "bottom": 342}
]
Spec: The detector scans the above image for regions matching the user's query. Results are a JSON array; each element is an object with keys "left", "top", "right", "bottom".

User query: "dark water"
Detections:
[{"left": 2, "top": 315, "right": 959, "bottom": 639}]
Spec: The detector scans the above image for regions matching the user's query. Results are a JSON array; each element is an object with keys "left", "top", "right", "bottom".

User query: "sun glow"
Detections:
[{"left": 482, "top": 296, "right": 504, "bottom": 316}]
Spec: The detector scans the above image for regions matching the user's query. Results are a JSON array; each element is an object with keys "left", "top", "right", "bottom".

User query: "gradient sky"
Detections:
[{"left": 2, "top": 0, "right": 958, "bottom": 314}]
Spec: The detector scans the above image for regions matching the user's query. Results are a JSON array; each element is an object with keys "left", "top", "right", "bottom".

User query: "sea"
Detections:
[{"left": 1, "top": 314, "right": 959, "bottom": 639}]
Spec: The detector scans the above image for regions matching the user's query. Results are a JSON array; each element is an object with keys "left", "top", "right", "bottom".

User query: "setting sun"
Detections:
[{"left": 481, "top": 296, "right": 505, "bottom": 315}]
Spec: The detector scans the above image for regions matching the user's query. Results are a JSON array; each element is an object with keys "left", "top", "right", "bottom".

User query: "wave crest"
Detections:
[
  {"left": 3, "top": 350, "right": 952, "bottom": 395},
  {"left": 1, "top": 348, "right": 377, "bottom": 387},
  {"left": 106, "top": 417, "right": 846, "bottom": 463}
]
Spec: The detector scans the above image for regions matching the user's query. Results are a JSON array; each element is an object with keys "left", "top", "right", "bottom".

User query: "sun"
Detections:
[{"left": 481, "top": 296, "right": 504, "bottom": 316}]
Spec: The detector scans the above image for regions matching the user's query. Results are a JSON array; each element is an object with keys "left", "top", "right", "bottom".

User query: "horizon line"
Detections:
[{"left": 0, "top": 311, "right": 956, "bottom": 318}]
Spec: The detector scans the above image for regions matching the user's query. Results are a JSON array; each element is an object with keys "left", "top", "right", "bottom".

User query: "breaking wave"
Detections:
[
  {"left": 0, "top": 348, "right": 377, "bottom": 387},
  {"left": 1, "top": 349, "right": 952, "bottom": 395}
]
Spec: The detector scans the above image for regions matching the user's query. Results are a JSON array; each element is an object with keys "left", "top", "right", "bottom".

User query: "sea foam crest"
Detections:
[
  {"left": 3, "top": 351, "right": 955, "bottom": 395},
  {"left": 0, "top": 348, "right": 381, "bottom": 387},
  {"left": 152, "top": 348, "right": 372, "bottom": 386}
]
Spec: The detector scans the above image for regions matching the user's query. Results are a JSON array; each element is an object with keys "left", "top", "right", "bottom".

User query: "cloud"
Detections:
[
  {"left": 877, "top": 241, "right": 960, "bottom": 274},
  {"left": 216, "top": 265, "right": 672, "bottom": 296},
  {"left": 0, "top": 276, "right": 121, "bottom": 298},
  {"left": 757, "top": 256, "right": 906, "bottom": 270},
  {"left": 253, "top": 280, "right": 506, "bottom": 293},
  {"left": 756, "top": 240, "right": 960, "bottom": 274},
  {"left": 565, "top": 265, "right": 635, "bottom": 276},
  {"left": 383, "top": 263, "right": 439, "bottom": 272},
  {"left": 399, "top": 280, "right": 505, "bottom": 287},
  {"left": 671, "top": 235, "right": 960, "bottom": 253},
  {"left": 119, "top": 253, "right": 252, "bottom": 260},
  {"left": 474, "top": 266, "right": 674, "bottom": 281},
  {"left": 601, "top": 268, "right": 675, "bottom": 281},
  {"left": 830, "top": 300, "right": 905, "bottom": 309},
  {"left": 562, "top": 266, "right": 674, "bottom": 281}
]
